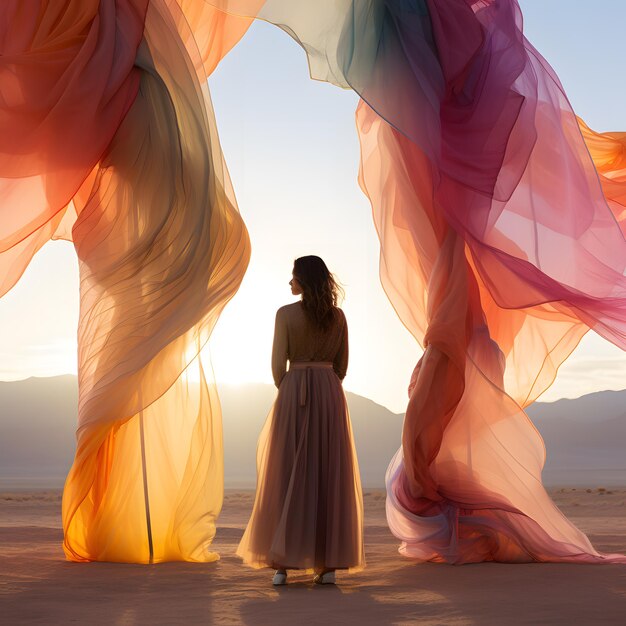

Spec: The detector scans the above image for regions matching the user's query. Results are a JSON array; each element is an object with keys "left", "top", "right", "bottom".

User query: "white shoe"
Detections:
[
  {"left": 313, "top": 571, "right": 336, "bottom": 585},
  {"left": 273, "top": 570, "right": 287, "bottom": 586}
]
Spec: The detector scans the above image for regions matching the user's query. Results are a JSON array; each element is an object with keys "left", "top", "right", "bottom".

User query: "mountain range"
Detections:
[{"left": 0, "top": 375, "right": 624, "bottom": 488}]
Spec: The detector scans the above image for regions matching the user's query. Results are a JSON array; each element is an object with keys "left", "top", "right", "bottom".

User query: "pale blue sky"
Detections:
[{"left": 1, "top": 2, "right": 625, "bottom": 413}]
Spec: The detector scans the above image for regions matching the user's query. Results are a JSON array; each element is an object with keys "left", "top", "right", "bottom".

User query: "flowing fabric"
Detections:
[
  {"left": 2, "top": 0, "right": 626, "bottom": 565},
  {"left": 62, "top": 0, "right": 253, "bottom": 563},
  {"left": 204, "top": 0, "right": 626, "bottom": 564},
  {"left": 0, "top": 0, "right": 148, "bottom": 295},
  {"left": 1, "top": 0, "right": 253, "bottom": 562}
]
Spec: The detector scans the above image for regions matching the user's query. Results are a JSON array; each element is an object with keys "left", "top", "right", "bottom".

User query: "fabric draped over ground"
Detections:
[{"left": 1, "top": 0, "right": 625, "bottom": 563}]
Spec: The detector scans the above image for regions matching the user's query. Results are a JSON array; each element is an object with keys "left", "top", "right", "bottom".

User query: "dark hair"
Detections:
[{"left": 293, "top": 256, "right": 345, "bottom": 332}]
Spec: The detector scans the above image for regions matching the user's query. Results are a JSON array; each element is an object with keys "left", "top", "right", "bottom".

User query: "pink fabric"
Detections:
[
  {"left": 1, "top": 0, "right": 254, "bottom": 562},
  {"left": 354, "top": 0, "right": 626, "bottom": 563},
  {"left": 2, "top": 0, "right": 625, "bottom": 565},
  {"left": 0, "top": 0, "right": 147, "bottom": 294}
]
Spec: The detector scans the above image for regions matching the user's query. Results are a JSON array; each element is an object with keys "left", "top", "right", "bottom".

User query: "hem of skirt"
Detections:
[{"left": 235, "top": 551, "right": 366, "bottom": 574}]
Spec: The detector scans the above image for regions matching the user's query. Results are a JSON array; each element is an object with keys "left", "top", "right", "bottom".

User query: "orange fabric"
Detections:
[
  {"left": 3, "top": 0, "right": 626, "bottom": 566},
  {"left": 61, "top": 0, "right": 252, "bottom": 562},
  {"left": 577, "top": 117, "right": 626, "bottom": 234},
  {"left": 1, "top": 0, "right": 254, "bottom": 562},
  {"left": 0, "top": 0, "right": 147, "bottom": 295},
  {"left": 177, "top": 0, "right": 258, "bottom": 76}
]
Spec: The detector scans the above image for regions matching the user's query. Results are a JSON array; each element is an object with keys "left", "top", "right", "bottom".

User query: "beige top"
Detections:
[{"left": 271, "top": 302, "right": 349, "bottom": 387}]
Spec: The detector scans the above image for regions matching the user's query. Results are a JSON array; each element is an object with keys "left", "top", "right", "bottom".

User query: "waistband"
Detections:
[{"left": 289, "top": 361, "right": 334, "bottom": 369}]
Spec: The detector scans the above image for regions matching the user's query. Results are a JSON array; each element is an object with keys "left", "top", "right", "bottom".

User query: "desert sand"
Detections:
[{"left": 1, "top": 488, "right": 626, "bottom": 625}]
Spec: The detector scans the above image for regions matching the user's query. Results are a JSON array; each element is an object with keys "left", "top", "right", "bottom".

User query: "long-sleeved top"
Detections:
[{"left": 271, "top": 301, "right": 348, "bottom": 388}]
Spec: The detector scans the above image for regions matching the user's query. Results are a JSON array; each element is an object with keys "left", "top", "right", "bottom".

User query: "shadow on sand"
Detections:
[{"left": 2, "top": 525, "right": 626, "bottom": 625}]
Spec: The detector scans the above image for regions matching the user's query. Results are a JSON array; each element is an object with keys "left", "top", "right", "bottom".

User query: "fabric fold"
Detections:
[
  {"left": 0, "top": 0, "right": 147, "bottom": 295},
  {"left": 61, "top": 0, "right": 251, "bottom": 562},
  {"left": 3, "top": 0, "right": 626, "bottom": 565},
  {"left": 1, "top": 0, "right": 253, "bottom": 564},
  {"left": 203, "top": 0, "right": 626, "bottom": 564}
]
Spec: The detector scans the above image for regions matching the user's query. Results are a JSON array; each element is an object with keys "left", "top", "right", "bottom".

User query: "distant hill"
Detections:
[
  {"left": 0, "top": 376, "right": 624, "bottom": 488},
  {"left": 527, "top": 390, "right": 626, "bottom": 486},
  {"left": 0, "top": 376, "right": 404, "bottom": 489}
]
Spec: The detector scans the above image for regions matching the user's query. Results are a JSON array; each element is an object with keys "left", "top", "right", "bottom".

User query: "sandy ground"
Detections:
[{"left": 1, "top": 488, "right": 626, "bottom": 625}]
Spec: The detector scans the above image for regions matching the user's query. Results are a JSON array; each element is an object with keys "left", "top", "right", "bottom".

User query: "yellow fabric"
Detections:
[{"left": 61, "top": 0, "right": 252, "bottom": 562}]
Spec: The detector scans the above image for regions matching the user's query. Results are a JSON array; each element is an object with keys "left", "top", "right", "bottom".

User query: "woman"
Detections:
[{"left": 236, "top": 255, "right": 365, "bottom": 585}]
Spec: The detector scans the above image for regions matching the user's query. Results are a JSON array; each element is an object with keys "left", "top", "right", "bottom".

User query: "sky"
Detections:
[{"left": 1, "top": 1, "right": 626, "bottom": 413}]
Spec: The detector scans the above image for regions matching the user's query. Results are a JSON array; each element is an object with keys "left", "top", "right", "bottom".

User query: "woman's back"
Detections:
[
  {"left": 237, "top": 255, "right": 364, "bottom": 582},
  {"left": 272, "top": 302, "right": 348, "bottom": 387}
]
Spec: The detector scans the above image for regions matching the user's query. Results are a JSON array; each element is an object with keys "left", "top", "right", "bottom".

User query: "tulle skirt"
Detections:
[{"left": 236, "top": 361, "right": 365, "bottom": 573}]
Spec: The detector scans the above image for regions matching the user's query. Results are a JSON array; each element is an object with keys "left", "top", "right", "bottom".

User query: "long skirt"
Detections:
[{"left": 236, "top": 361, "right": 365, "bottom": 573}]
